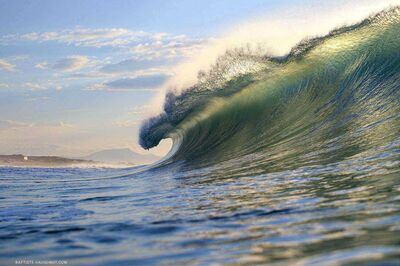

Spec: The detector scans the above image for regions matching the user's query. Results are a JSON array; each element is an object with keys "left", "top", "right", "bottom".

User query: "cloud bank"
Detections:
[
  {"left": 0, "top": 59, "right": 15, "bottom": 71},
  {"left": 36, "top": 56, "right": 90, "bottom": 72}
]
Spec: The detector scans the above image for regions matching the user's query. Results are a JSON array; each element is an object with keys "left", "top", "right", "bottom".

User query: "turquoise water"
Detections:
[{"left": 1, "top": 8, "right": 400, "bottom": 266}]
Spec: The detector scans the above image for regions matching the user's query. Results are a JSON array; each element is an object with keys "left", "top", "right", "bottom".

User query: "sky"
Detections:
[{"left": 0, "top": 0, "right": 398, "bottom": 157}]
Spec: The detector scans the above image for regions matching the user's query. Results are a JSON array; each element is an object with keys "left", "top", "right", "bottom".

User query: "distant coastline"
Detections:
[
  {"left": 0, "top": 148, "right": 160, "bottom": 168},
  {"left": 0, "top": 154, "right": 132, "bottom": 168}
]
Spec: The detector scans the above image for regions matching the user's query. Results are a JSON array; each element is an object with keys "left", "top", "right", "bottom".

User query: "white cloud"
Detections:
[
  {"left": 100, "top": 58, "right": 169, "bottom": 73},
  {"left": 3, "top": 28, "right": 210, "bottom": 61},
  {"left": 20, "top": 32, "right": 40, "bottom": 41},
  {"left": 24, "top": 96, "right": 51, "bottom": 102},
  {"left": 0, "top": 120, "right": 33, "bottom": 130},
  {"left": 67, "top": 64, "right": 174, "bottom": 85},
  {"left": 6, "top": 28, "right": 147, "bottom": 48},
  {"left": 113, "top": 119, "right": 140, "bottom": 127},
  {"left": 129, "top": 36, "right": 209, "bottom": 60},
  {"left": 0, "top": 59, "right": 16, "bottom": 71},
  {"left": 0, "top": 82, "right": 49, "bottom": 91},
  {"left": 0, "top": 83, "right": 9, "bottom": 89},
  {"left": 128, "top": 104, "right": 152, "bottom": 115},
  {"left": 36, "top": 55, "right": 91, "bottom": 72},
  {"left": 21, "top": 82, "right": 48, "bottom": 91},
  {"left": 59, "top": 121, "right": 75, "bottom": 128},
  {"left": 0, "top": 120, "right": 79, "bottom": 133},
  {"left": 105, "top": 74, "right": 168, "bottom": 89},
  {"left": 133, "top": 67, "right": 175, "bottom": 78},
  {"left": 2, "top": 81, "right": 63, "bottom": 91},
  {"left": 86, "top": 73, "right": 169, "bottom": 92}
]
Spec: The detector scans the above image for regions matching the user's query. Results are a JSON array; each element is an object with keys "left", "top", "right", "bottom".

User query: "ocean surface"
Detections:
[{"left": 1, "top": 8, "right": 400, "bottom": 266}]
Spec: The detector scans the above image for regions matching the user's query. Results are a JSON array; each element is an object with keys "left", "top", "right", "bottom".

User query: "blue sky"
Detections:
[
  {"left": 0, "top": 0, "right": 286, "bottom": 35},
  {"left": 0, "top": 0, "right": 395, "bottom": 157}
]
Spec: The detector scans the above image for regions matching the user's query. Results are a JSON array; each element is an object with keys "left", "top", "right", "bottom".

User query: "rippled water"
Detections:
[{"left": 1, "top": 150, "right": 399, "bottom": 266}]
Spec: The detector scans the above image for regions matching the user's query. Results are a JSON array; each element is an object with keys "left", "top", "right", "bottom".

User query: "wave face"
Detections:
[{"left": 140, "top": 8, "right": 400, "bottom": 171}]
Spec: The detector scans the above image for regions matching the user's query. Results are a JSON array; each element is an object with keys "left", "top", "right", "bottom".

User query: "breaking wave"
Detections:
[{"left": 140, "top": 7, "right": 400, "bottom": 170}]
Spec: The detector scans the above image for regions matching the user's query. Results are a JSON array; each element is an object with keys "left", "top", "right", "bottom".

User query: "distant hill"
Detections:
[{"left": 81, "top": 148, "right": 160, "bottom": 165}]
